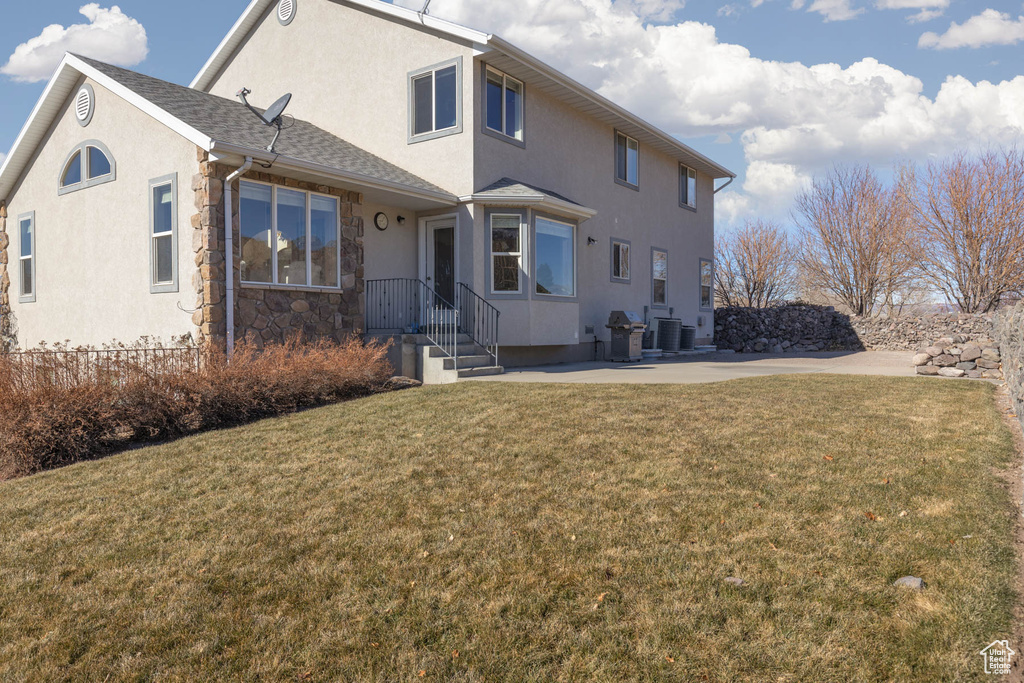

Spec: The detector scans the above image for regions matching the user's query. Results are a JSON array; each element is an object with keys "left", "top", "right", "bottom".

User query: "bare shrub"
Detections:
[
  {"left": 715, "top": 220, "right": 797, "bottom": 308},
  {"left": 900, "top": 149, "right": 1024, "bottom": 312},
  {"left": 795, "top": 165, "right": 918, "bottom": 317},
  {"left": 0, "top": 337, "right": 393, "bottom": 479}
]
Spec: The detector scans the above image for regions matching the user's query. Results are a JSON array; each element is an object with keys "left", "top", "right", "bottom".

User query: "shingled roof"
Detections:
[{"left": 74, "top": 56, "right": 449, "bottom": 198}]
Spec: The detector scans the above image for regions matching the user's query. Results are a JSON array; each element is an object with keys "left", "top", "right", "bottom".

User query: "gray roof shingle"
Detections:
[
  {"left": 76, "top": 56, "right": 450, "bottom": 197},
  {"left": 475, "top": 177, "right": 582, "bottom": 207}
]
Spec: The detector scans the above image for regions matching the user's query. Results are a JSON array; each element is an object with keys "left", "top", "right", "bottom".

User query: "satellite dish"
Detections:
[
  {"left": 236, "top": 88, "right": 293, "bottom": 152},
  {"left": 262, "top": 93, "right": 292, "bottom": 125}
]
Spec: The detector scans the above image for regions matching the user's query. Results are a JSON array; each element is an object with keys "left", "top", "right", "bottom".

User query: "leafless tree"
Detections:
[
  {"left": 794, "top": 165, "right": 917, "bottom": 317},
  {"left": 715, "top": 220, "right": 796, "bottom": 308},
  {"left": 899, "top": 149, "right": 1024, "bottom": 312}
]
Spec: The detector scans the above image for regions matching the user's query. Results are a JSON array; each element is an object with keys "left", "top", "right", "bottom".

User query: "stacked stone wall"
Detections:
[
  {"left": 994, "top": 303, "right": 1024, "bottom": 431},
  {"left": 191, "top": 150, "right": 365, "bottom": 352},
  {"left": 0, "top": 201, "right": 13, "bottom": 351}
]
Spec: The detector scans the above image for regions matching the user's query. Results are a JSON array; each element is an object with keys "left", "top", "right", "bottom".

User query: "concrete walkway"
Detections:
[{"left": 470, "top": 351, "right": 916, "bottom": 384}]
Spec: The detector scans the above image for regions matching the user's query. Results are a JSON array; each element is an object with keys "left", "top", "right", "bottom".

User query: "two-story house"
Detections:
[{"left": 0, "top": 0, "right": 733, "bottom": 381}]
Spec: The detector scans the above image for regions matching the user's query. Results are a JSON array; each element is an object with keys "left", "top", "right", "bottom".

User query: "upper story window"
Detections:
[
  {"left": 239, "top": 180, "right": 340, "bottom": 289},
  {"left": 535, "top": 216, "right": 576, "bottom": 298},
  {"left": 484, "top": 66, "right": 524, "bottom": 143},
  {"left": 19, "top": 212, "right": 35, "bottom": 303},
  {"left": 681, "top": 165, "right": 697, "bottom": 209},
  {"left": 58, "top": 140, "right": 115, "bottom": 195},
  {"left": 615, "top": 131, "right": 639, "bottom": 189},
  {"left": 409, "top": 57, "right": 462, "bottom": 143}
]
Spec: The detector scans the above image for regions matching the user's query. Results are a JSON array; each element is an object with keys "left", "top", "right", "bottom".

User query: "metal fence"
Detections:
[{"left": 0, "top": 346, "right": 203, "bottom": 391}]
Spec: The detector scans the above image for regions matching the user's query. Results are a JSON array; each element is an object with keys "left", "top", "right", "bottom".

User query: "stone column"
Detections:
[
  {"left": 191, "top": 149, "right": 227, "bottom": 353},
  {"left": 0, "top": 200, "right": 13, "bottom": 351}
]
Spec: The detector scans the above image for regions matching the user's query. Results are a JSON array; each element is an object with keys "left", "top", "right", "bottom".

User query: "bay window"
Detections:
[
  {"left": 239, "top": 180, "right": 340, "bottom": 288},
  {"left": 535, "top": 217, "right": 575, "bottom": 297},
  {"left": 490, "top": 213, "right": 523, "bottom": 294}
]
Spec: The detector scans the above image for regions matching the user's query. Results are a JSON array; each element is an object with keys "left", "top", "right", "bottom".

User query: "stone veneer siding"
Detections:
[
  {"left": 0, "top": 201, "right": 13, "bottom": 351},
  {"left": 192, "top": 150, "right": 365, "bottom": 352}
]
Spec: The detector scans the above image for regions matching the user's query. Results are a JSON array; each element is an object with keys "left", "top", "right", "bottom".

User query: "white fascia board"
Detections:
[
  {"left": 190, "top": 0, "right": 490, "bottom": 92},
  {"left": 209, "top": 141, "right": 458, "bottom": 206},
  {"left": 66, "top": 55, "right": 212, "bottom": 150},
  {"left": 487, "top": 36, "right": 736, "bottom": 180},
  {"left": 460, "top": 193, "right": 598, "bottom": 221}
]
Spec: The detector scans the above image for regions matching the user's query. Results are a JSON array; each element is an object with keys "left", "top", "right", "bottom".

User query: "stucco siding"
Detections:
[
  {"left": 204, "top": 0, "right": 477, "bottom": 196},
  {"left": 362, "top": 202, "right": 419, "bottom": 281},
  {"left": 472, "top": 59, "right": 716, "bottom": 346},
  {"left": 5, "top": 76, "right": 199, "bottom": 349}
]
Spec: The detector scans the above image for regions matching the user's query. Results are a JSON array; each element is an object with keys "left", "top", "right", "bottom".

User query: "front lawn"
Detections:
[{"left": 0, "top": 376, "right": 1018, "bottom": 681}]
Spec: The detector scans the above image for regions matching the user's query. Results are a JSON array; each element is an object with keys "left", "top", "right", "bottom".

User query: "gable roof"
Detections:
[
  {"left": 191, "top": 0, "right": 735, "bottom": 181},
  {"left": 0, "top": 53, "right": 457, "bottom": 208}
]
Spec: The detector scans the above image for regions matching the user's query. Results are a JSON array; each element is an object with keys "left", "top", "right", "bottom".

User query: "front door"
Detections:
[{"left": 426, "top": 220, "right": 456, "bottom": 306}]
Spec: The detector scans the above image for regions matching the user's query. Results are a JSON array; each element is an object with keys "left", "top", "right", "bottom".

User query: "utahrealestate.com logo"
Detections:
[{"left": 980, "top": 640, "right": 1015, "bottom": 675}]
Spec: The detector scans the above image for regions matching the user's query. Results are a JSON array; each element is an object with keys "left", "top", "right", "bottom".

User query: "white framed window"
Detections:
[
  {"left": 484, "top": 66, "right": 524, "bottom": 142},
  {"left": 535, "top": 216, "right": 576, "bottom": 297},
  {"left": 58, "top": 140, "right": 115, "bottom": 195},
  {"left": 18, "top": 212, "right": 35, "bottom": 303},
  {"left": 652, "top": 248, "right": 668, "bottom": 307},
  {"left": 681, "top": 165, "right": 697, "bottom": 209},
  {"left": 150, "top": 174, "right": 178, "bottom": 293},
  {"left": 611, "top": 239, "right": 630, "bottom": 283},
  {"left": 409, "top": 58, "right": 462, "bottom": 142},
  {"left": 700, "top": 258, "right": 713, "bottom": 310},
  {"left": 239, "top": 180, "right": 340, "bottom": 289},
  {"left": 615, "top": 131, "right": 639, "bottom": 188},
  {"left": 490, "top": 213, "right": 523, "bottom": 294}
]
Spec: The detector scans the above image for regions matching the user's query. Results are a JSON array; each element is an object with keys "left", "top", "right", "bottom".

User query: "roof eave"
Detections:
[{"left": 460, "top": 192, "right": 598, "bottom": 221}]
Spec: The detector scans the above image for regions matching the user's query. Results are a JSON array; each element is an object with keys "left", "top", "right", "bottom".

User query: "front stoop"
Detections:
[{"left": 417, "top": 335, "right": 504, "bottom": 384}]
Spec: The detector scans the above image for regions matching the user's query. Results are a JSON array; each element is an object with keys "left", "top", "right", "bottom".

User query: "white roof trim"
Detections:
[
  {"left": 190, "top": 0, "right": 489, "bottom": 91},
  {"left": 459, "top": 192, "right": 598, "bottom": 221},
  {"left": 0, "top": 55, "right": 211, "bottom": 202},
  {"left": 188, "top": 0, "right": 733, "bottom": 179}
]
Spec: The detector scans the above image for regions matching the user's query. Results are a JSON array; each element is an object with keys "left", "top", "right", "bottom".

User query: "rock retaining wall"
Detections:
[
  {"left": 0, "top": 201, "right": 12, "bottom": 352},
  {"left": 912, "top": 338, "right": 1003, "bottom": 380},
  {"left": 994, "top": 303, "right": 1024, "bottom": 429},
  {"left": 714, "top": 305, "right": 998, "bottom": 354}
]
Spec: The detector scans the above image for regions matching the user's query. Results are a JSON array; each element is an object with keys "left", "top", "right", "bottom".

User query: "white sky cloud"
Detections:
[
  {"left": 0, "top": 4, "right": 148, "bottom": 83},
  {"left": 803, "top": 0, "right": 864, "bottom": 22},
  {"left": 398, "top": 0, "right": 1024, "bottom": 223},
  {"left": 875, "top": 0, "right": 948, "bottom": 22},
  {"left": 919, "top": 9, "right": 1024, "bottom": 49}
]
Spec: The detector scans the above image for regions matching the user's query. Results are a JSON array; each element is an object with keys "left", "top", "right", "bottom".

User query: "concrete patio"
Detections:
[{"left": 469, "top": 350, "right": 917, "bottom": 384}]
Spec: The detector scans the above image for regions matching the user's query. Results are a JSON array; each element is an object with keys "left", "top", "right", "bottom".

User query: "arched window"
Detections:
[{"left": 58, "top": 140, "right": 116, "bottom": 195}]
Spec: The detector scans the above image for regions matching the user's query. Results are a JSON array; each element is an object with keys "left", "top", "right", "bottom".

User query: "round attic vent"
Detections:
[
  {"left": 278, "top": 0, "right": 296, "bottom": 25},
  {"left": 75, "top": 84, "right": 95, "bottom": 127}
]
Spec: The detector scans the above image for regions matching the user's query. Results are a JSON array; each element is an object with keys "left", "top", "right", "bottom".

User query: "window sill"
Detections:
[
  {"left": 241, "top": 282, "right": 344, "bottom": 294},
  {"left": 533, "top": 293, "right": 578, "bottom": 303},
  {"left": 614, "top": 178, "right": 640, "bottom": 192},
  {"left": 482, "top": 125, "right": 526, "bottom": 149},
  {"left": 18, "top": 295, "right": 36, "bottom": 304},
  {"left": 408, "top": 125, "right": 463, "bottom": 145},
  {"left": 680, "top": 203, "right": 697, "bottom": 213},
  {"left": 151, "top": 283, "right": 179, "bottom": 294},
  {"left": 610, "top": 276, "right": 631, "bottom": 284}
]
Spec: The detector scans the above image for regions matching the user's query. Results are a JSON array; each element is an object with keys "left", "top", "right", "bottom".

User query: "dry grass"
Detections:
[
  {"left": 0, "top": 337, "right": 392, "bottom": 479},
  {"left": 0, "top": 375, "right": 1017, "bottom": 681}
]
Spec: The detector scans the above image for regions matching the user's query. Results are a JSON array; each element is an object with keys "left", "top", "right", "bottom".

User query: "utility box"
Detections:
[{"left": 606, "top": 311, "right": 646, "bottom": 362}]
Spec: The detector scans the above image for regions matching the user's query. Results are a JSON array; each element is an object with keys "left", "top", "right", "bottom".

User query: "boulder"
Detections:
[
  {"left": 977, "top": 359, "right": 1001, "bottom": 370},
  {"left": 912, "top": 353, "right": 931, "bottom": 367},
  {"left": 938, "top": 367, "right": 966, "bottom": 378},
  {"left": 894, "top": 576, "right": 925, "bottom": 591},
  {"left": 956, "top": 362, "right": 976, "bottom": 372},
  {"left": 932, "top": 354, "right": 957, "bottom": 367},
  {"left": 917, "top": 366, "right": 939, "bottom": 376},
  {"left": 967, "top": 370, "right": 984, "bottom": 379},
  {"left": 982, "top": 370, "right": 1003, "bottom": 380},
  {"left": 960, "top": 345, "right": 982, "bottom": 362},
  {"left": 981, "top": 348, "right": 1001, "bottom": 362},
  {"left": 925, "top": 346, "right": 944, "bottom": 357}
]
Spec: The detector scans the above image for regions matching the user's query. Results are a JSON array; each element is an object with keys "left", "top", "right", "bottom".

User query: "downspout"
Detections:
[
  {"left": 223, "top": 156, "right": 253, "bottom": 361},
  {"left": 714, "top": 176, "right": 736, "bottom": 194}
]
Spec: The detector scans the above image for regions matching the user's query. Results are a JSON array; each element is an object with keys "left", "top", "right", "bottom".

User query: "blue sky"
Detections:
[{"left": 2, "top": 0, "right": 1023, "bottom": 228}]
